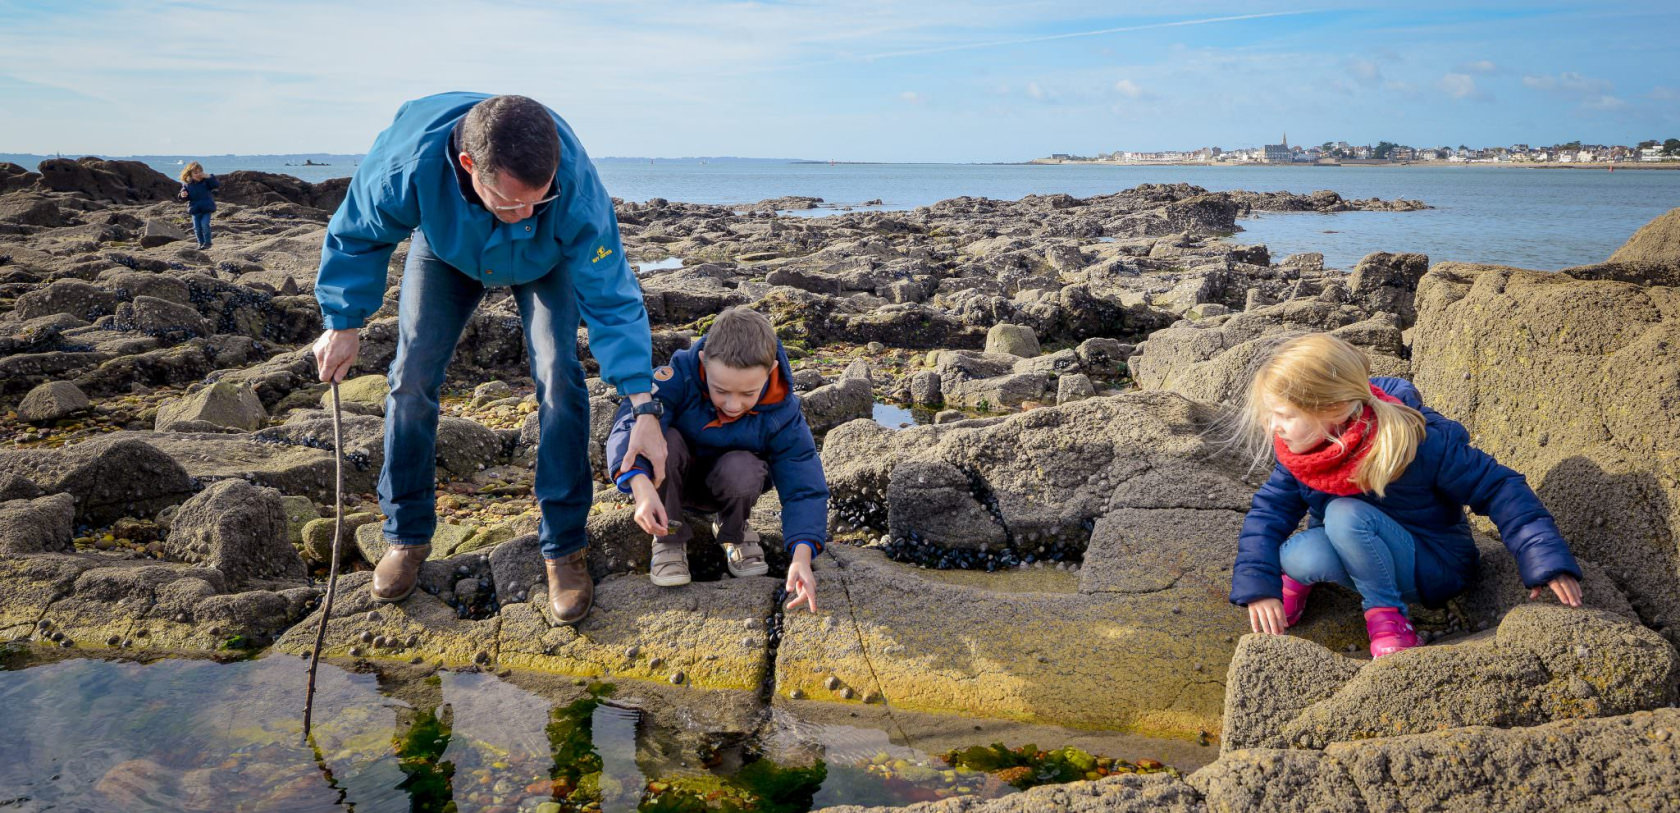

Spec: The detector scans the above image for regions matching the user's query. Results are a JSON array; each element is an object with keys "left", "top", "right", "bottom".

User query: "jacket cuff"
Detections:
[
  {"left": 322, "top": 313, "right": 364, "bottom": 331},
  {"left": 614, "top": 466, "right": 651, "bottom": 494},
  {"left": 614, "top": 375, "right": 653, "bottom": 398},
  {"left": 786, "top": 538, "right": 824, "bottom": 557}
]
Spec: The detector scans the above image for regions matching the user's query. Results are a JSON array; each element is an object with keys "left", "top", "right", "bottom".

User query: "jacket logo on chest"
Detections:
[{"left": 592, "top": 245, "right": 615, "bottom": 263}]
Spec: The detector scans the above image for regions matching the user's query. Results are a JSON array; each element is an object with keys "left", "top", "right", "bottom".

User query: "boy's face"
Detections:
[{"left": 701, "top": 354, "right": 771, "bottom": 421}]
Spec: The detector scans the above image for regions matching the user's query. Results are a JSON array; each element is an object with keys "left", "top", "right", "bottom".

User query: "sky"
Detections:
[{"left": 0, "top": 1, "right": 1676, "bottom": 162}]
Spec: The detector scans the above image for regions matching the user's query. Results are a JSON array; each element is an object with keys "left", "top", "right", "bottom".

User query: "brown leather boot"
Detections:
[
  {"left": 371, "top": 543, "right": 430, "bottom": 603},
  {"left": 544, "top": 548, "right": 593, "bottom": 626}
]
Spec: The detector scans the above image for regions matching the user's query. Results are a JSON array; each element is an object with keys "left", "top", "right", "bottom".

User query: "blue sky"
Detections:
[{"left": 0, "top": 1, "right": 1675, "bottom": 162}]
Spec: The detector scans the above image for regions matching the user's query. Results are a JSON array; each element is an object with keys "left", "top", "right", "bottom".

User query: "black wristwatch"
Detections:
[{"left": 633, "top": 399, "right": 664, "bottom": 418}]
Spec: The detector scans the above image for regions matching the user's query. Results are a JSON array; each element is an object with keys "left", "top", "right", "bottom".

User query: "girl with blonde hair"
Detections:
[
  {"left": 177, "top": 160, "right": 221, "bottom": 249},
  {"left": 1230, "top": 333, "right": 1583, "bottom": 657}
]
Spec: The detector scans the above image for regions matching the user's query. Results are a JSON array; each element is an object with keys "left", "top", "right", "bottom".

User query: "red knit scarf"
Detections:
[{"left": 1273, "top": 384, "right": 1403, "bottom": 496}]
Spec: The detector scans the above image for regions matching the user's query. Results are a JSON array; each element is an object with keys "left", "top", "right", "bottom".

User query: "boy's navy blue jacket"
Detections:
[
  {"left": 605, "top": 336, "right": 830, "bottom": 556},
  {"left": 1232, "top": 376, "right": 1582, "bottom": 609},
  {"left": 181, "top": 175, "right": 220, "bottom": 214}
]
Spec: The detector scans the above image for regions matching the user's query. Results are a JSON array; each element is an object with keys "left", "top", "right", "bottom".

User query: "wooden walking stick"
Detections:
[{"left": 301, "top": 380, "right": 346, "bottom": 744}]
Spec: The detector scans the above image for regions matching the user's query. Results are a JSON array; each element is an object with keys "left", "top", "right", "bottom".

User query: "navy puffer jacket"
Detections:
[
  {"left": 181, "top": 175, "right": 219, "bottom": 215},
  {"left": 1231, "top": 376, "right": 1582, "bottom": 608}
]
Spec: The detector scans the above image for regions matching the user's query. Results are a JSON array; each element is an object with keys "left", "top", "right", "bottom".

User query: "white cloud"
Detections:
[
  {"left": 1652, "top": 86, "right": 1680, "bottom": 101},
  {"left": 1346, "top": 58, "right": 1382, "bottom": 83},
  {"left": 1458, "top": 59, "right": 1497, "bottom": 74},
  {"left": 1113, "top": 79, "right": 1144, "bottom": 99},
  {"left": 1522, "top": 72, "right": 1612, "bottom": 95},
  {"left": 1027, "top": 82, "right": 1048, "bottom": 101},
  {"left": 1523, "top": 72, "right": 1626, "bottom": 113},
  {"left": 900, "top": 91, "right": 927, "bottom": 105},
  {"left": 1437, "top": 73, "right": 1479, "bottom": 100},
  {"left": 855, "top": 9, "right": 1322, "bottom": 61}
]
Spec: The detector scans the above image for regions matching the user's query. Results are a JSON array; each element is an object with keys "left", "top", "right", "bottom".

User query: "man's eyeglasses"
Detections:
[{"left": 480, "top": 177, "right": 558, "bottom": 211}]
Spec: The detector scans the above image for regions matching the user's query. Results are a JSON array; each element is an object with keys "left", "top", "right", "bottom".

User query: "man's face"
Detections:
[
  {"left": 701, "top": 356, "right": 771, "bottom": 421},
  {"left": 459, "top": 152, "right": 553, "bottom": 224}
]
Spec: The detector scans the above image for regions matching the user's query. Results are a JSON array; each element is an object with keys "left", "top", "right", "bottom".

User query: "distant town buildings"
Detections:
[
  {"left": 1263, "top": 134, "right": 1292, "bottom": 164},
  {"left": 1036, "top": 137, "right": 1679, "bottom": 165}
]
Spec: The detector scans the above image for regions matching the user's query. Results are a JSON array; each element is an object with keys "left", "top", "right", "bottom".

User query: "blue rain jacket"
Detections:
[
  {"left": 181, "top": 175, "right": 219, "bottom": 214},
  {"left": 315, "top": 91, "right": 652, "bottom": 396},
  {"left": 604, "top": 337, "right": 830, "bottom": 556},
  {"left": 1232, "top": 376, "right": 1582, "bottom": 608}
]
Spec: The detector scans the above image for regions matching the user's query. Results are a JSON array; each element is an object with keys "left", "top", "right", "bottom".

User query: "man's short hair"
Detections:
[
  {"left": 705, "top": 307, "right": 778, "bottom": 370},
  {"left": 461, "top": 95, "right": 561, "bottom": 188}
]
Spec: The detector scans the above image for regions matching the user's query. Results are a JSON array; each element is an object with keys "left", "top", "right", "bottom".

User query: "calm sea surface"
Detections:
[{"left": 117, "top": 156, "right": 1680, "bottom": 270}]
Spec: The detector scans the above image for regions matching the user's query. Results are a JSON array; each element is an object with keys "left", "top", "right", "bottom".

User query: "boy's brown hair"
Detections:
[{"left": 705, "top": 307, "right": 778, "bottom": 370}]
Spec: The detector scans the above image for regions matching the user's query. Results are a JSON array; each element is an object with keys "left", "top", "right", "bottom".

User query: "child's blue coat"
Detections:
[
  {"left": 605, "top": 337, "right": 829, "bottom": 555},
  {"left": 1232, "top": 376, "right": 1582, "bottom": 608}
]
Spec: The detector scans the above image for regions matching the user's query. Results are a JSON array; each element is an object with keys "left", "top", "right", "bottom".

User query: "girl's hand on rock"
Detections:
[
  {"left": 1248, "top": 598, "right": 1286, "bottom": 635},
  {"left": 1530, "top": 574, "right": 1583, "bottom": 607}
]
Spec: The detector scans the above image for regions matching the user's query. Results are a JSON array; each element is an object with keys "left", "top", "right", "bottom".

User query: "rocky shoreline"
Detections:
[{"left": 1, "top": 156, "right": 1677, "bottom": 810}]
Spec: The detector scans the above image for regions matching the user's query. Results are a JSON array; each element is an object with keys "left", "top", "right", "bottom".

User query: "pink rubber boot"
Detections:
[
  {"left": 1364, "top": 607, "right": 1420, "bottom": 658},
  {"left": 1281, "top": 575, "right": 1313, "bottom": 628}
]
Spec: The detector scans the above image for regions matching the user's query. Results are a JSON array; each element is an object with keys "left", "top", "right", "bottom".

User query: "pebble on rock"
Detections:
[{"left": 669, "top": 671, "right": 685, "bottom": 685}]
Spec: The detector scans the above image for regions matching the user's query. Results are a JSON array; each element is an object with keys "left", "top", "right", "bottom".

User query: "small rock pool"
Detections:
[{"left": 0, "top": 650, "right": 1203, "bottom": 811}]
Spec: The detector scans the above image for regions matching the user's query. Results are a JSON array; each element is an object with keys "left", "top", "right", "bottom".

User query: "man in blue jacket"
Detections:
[
  {"left": 311, "top": 93, "right": 665, "bottom": 626},
  {"left": 605, "top": 307, "right": 825, "bottom": 613}
]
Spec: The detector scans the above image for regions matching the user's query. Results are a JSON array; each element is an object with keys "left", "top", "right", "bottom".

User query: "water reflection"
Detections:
[
  {"left": 633, "top": 257, "right": 684, "bottom": 276},
  {"left": 871, "top": 403, "right": 930, "bottom": 429},
  {"left": 0, "top": 653, "right": 1177, "bottom": 811}
]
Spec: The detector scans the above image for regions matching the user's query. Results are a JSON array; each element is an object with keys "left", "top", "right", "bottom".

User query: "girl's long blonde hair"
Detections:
[
  {"left": 1236, "top": 333, "right": 1426, "bottom": 497},
  {"left": 178, "top": 161, "right": 204, "bottom": 183}
]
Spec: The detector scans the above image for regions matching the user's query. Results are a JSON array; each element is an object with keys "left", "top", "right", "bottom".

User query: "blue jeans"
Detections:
[
  {"left": 380, "top": 230, "right": 593, "bottom": 560},
  {"left": 1279, "top": 498, "right": 1421, "bottom": 616},
  {"left": 191, "top": 212, "right": 212, "bottom": 246}
]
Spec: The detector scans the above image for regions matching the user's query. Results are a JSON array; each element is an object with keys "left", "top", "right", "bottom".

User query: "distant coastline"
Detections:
[{"left": 1027, "top": 158, "right": 1680, "bottom": 170}]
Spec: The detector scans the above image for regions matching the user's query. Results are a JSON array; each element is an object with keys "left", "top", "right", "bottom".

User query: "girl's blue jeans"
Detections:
[
  {"left": 1280, "top": 497, "right": 1421, "bottom": 616},
  {"left": 378, "top": 230, "right": 592, "bottom": 561},
  {"left": 191, "top": 212, "right": 212, "bottom": 246}
]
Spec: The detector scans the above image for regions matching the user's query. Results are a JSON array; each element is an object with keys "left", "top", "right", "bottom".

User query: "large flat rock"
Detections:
[
  {"left": 1191, "top": 708, "right": 1680, "bottom": 812},
  {"left": 106, "top": 430, "right": 339, "bottom": 502},
  {"left": 776, "top": 545, "right": 1248, "bottom": 739},
  {"left": 495, "top": 572, "right": 778, "bottom": 691},
  {"left": 271, "top": 572, "right": 500, "bottom": 667},
  {"left": 1411, "top": 260, "right": 1680, "bottom": 643}
]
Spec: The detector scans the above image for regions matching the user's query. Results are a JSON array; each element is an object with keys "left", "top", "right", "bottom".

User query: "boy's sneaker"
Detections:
[
  {"left": 1364, "top": 607, "right": 1420, "bottom": 658},
  {"left": 714, "top": 522, "right": 769, "bottom": 578},
  {"left": 1281, "top": 575, "right": 1313, "bottom": 627},
  {"left": 650, "top": 539, "right": 691, "bottom": 587}
]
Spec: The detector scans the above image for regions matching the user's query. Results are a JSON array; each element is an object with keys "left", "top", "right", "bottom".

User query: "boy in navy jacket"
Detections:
[{"left": 606, "top": 307, "right": 826, "bottom": 612}]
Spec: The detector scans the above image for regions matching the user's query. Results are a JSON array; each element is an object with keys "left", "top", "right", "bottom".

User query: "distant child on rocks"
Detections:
[
  {"left": 1230, "top": 333, "right": 1583, "bottom": 657},
  {"left": 606, "top": 306, "right": 827, "bottom": 613},
  {"left": 177, "top": 161, "right": 220, "bottom": 249}
]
